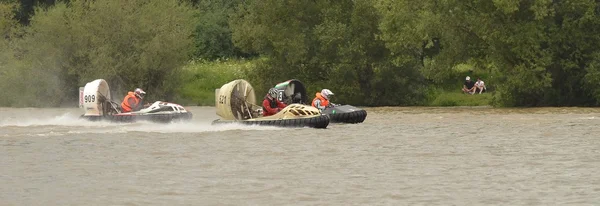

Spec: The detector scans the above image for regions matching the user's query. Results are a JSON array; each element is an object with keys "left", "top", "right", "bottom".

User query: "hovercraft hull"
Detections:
[
  {"left": 212, "top": 114, "right": 329, "bottom": 129},
  {"left": 81, "top": 112, "right": 192, "bottom": 124},
  {"left": 322, "top": 105, "right": 367, "bottom": 124}
]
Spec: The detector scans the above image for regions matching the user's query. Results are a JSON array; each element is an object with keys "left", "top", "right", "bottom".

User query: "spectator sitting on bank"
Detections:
[
  {"left": 474, "top": 77, "right": 486, "bottom": 94},
  {"left": 462, "top": 76, "right": 476, "bottom": 94}
]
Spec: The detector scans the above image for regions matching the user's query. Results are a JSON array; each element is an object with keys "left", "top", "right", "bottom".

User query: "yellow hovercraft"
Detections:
[{"left": 211, "top": 79, "right": 330, "bottom": 128}]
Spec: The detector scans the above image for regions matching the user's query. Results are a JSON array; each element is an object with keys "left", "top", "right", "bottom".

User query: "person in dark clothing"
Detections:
[
  {"left": 462, "top": 76, "right": 476, "bottom": 94},
  {"left": 262, "top": 88, "right": 287, "bottom": 116}
]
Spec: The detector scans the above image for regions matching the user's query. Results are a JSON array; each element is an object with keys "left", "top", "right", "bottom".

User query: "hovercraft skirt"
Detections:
[
  {"left": 328, "top": 110, "right": 367, "bottom": 124},
  {"left": 81, "top": 113, "right": 192, "bottom": 123},
  {"left": 322, "top": 105, "right": 367, "bottom": 124},
  {"left": 212, "top": 114, "right": 330, "bottom": 129}
]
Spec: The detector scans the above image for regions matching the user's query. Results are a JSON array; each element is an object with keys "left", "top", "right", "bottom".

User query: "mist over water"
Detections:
[{"left": 0, "top": 107, "right": 280, "bottom": 138}]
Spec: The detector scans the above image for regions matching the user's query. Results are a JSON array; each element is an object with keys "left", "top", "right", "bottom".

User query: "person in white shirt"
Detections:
[{"left": 474, "top": 77, "right": 486, "bottom": 94}]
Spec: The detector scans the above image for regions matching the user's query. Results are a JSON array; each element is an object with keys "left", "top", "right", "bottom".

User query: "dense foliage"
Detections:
[
  {"left": 0, "top": 0, "right": 195, "bottom": 106},
  {"left": 1, "top": 0, "right": 599, "bottom": 107}
]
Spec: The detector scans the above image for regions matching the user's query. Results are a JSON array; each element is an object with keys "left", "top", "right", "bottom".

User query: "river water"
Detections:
[{"left": 1, "top": 106, "right": 599, "bottom": 205}]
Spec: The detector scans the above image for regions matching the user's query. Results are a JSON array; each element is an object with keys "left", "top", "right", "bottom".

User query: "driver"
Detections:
[
  {"left": 312, "top": 89, "right": 335, "bottom": 111},
  {"left": 121, "top": 88, "right": 146, "bottom": 113},
  {"left": 262, "top": 88, "right": 287, "bottom": 116}
]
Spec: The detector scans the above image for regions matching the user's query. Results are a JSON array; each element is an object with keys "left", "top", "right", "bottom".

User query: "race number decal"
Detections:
[
  {"left": 79, "top": 87, "right": 84, "bottom": 108},
  {"left": 84, "top": 94, "right": 96, "bottom": 103},
  {"left": 218, "top": 95, "right": 227, "bottom": 104},
  {"left": 277, "top": 90, "right": 284, "bottom": 101}
]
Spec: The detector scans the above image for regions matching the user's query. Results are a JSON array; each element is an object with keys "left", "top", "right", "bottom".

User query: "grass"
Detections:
[
  {"left": 175, "top": 58, "right": 254, "bottom": 106},
  {"left": 173, "top": 58, "right": 493, "bottom": 107},
  {"left": 428, "top": 91, "right": 492, "bottom": 107}
]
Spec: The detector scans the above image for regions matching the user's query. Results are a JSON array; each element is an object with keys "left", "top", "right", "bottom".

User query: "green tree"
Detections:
[
  {"left": 230, "top": 0, "right": 425, "bottom": 106},
  {"left": 192, "top": 0, "right": 252, "bottom": 60},
  {"left": 0, "top": 1, "right": 19, "bottom": 36},
  {"left": 0, "top": 1, "right": 21, "bottom": 106},
  {"left": 377, "top": 0, "right": 600, "bottom": 106},
  {"left": 0, "top": 0, "right": 196, "bottom": 107}
]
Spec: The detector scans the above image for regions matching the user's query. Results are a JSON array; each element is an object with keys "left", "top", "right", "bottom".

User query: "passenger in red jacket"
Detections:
[{"left": 262, "top": 88, "right": 287, "bottom": 116}]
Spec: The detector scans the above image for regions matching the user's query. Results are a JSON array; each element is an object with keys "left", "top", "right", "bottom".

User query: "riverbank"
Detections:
[
  {"left": 427, "top": 91, "right": 492, "bottom": 107},
  {"left": 175, "top": 59, "right": 494, "bottom": 107}
]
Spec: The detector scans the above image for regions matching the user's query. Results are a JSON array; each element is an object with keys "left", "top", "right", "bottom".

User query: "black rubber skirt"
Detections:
[
  {"left": 80, "top": 113, "right": 193, "bottom": 123},
  {"left": 328, "top": 109, "right": 367, "bottom": 124},
  {"left": 212, "top": 114, "right": 330, "bottom": 129},
  {"left": 322, "top": 105, "right": 367, "bottom": 124}
]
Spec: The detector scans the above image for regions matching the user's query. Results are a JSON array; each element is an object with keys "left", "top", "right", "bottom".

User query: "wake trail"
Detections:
[{"left": 0, "top": 112, "right": 281, "bottom": 133}]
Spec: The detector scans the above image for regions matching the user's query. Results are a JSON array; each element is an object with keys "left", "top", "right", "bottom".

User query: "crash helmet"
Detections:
[
  {"left": 134, "top": 88, "right": 146, "bottom": 99},
  {"left": 321, "top": 89, "right": 334, "bottom": 100},
  {"left": 268, "top": 88, "right": 278, "bottom": 99}
]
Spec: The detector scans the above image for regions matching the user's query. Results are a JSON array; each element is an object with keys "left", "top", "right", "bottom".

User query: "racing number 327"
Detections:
[{"left": 84, "top": 94, "right": 96, "bottom": 103}]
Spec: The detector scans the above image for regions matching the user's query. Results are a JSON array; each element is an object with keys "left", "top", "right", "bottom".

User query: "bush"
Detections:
[
  {"left": 0, "top": 0, "right": 196, "bottom": 107},
  {"left": 175, "top": 58, "right": 259, "bottom": 106}
]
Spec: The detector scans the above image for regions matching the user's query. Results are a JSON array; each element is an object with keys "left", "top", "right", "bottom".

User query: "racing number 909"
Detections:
[{"left": 84, "top": 94, "right": 95, "bottom": 103}]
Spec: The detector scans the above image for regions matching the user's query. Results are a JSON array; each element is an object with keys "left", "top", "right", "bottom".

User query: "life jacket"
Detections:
[
  {"left": 311, "top": 92, "right": 329, "bottom": 108},
  {"left": 121, "top": 92, "right": 139, "bottom": 113}
]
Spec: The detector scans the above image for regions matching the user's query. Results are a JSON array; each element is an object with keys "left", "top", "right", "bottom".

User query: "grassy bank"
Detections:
[
  {"left": 175, "top": 59, "right": 493, "bottom": 107},
  {"left": 174, "top": 58, "right": 252, "bottom": 106},
  {"left": 428, "top": 90, "right": 492, "bottom": 106}
]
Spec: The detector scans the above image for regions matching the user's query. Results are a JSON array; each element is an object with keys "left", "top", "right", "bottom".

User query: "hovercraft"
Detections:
[
  {"left": 321, "top": 105, "right": 367, "bottom": 124},
  {"left": 78, "top": 79, "right": 192, "bottom": 123},
  {"left": 273, "top": 79, "right": 367, "bottom": 124},
  {"left": 211, "top": 79, "right": 329, "bottom": 128}
]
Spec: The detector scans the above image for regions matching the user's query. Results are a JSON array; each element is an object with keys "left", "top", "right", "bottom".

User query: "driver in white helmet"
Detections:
[
  {"left": 120, "top": 88, "right": 146, "bottom": 112},
  {"left": 312, "top": 89, "right": 336, "bottom": 111},
  {"left": 262, "top": 88, "right": 287, "bottom": 116}
]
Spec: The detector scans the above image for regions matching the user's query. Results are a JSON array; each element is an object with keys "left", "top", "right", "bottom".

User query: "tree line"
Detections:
[{"left": 1, "top": 0, "right": 599, "bottom": 107}]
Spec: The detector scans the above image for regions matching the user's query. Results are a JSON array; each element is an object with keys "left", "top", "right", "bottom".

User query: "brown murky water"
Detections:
[{"left": 1, "top": 106, "right": 600, "bottom": 205}]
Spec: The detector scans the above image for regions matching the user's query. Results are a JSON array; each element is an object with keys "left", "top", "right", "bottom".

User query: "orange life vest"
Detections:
[
  {"left": 311, "top": 92, "right": 329, "bottom": 108},
  {"left": 120, "top": 92, "right": 139, "bottom": 112}
]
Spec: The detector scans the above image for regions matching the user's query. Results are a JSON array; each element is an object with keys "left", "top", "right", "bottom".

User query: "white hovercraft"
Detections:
[{"left": 79, "top": 79, "right": 192, "bottom": 123}]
